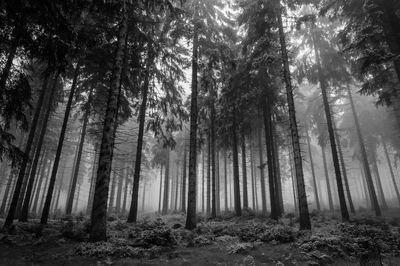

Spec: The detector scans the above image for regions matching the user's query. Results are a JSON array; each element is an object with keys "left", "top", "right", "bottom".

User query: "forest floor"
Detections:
[{"left": 0, "top": 210, "right": 400, "bottom": 265}]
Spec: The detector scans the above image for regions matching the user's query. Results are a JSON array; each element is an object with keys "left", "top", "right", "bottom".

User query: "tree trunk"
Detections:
[
  {"left": 211, "top": 104, "right": 217, "bottom": 218},
  {"left": 371, "top": 156, "right": 388, "bottom": 210},
  {"left": 289, "top": 153, "right": 298, "bottom": 213},
  {"left": 162, "top": 148, "right": 170, "bottom": 215},
  {"left": 174, "top": 162, "right": 180, "bottom": 211},
  {"left": 262, "top": 98, "right": 278, "bottom": 219},
  {"left": 122, "top": 167, "right": 130, "bottom": 214},
  {"left": 275, "top": 0, "right": 311, "bottom": 230},
  {"left": 207, "top": 133, "right": 211, "bottom": 214},
  {"left": 0, "top": 169, "right": 15, "bottom": 215},
  {"left": 321, "top": 145, "right": 334, "bottom": 211},
  {"left": 312, "top": 32, "right": 348, "bottom": 221},
  {"left": 158, "top": 165, "right": 163, "bottom": 213},
  {"left": 224, "top": 149, "right": 228, "bottom": 211},
  {"left": 381, "top": 135, "right": 400, "bottom": 206},
  {"left": 257, "top": 127, "right": 267, "bottom": 214},
  {"left": 108, "top": 170, "right": 117, "bottom": 212},
  {"left": 31, "top": 154, "right": 48, "bottom": 214},
  {"left": 273, "top": 135, "right": 284, "bottom": 214},
  {"left": 185, "top": 19, "right": 199, "bottom": 230},
  {"left": 128, "top": 50, "right": 154, "bottom": 222},
  {"left": 87, "top": 144, "right": 98, "bottom": 215},
  {"left": 3, "top": 73, "right": 50, "bottom": 228},
  {"left": 89, "top": 8, "right": 128, "bottom": 241},
  {"left": 181, "top": 146, "right": 187, "bottom": 213},
  {"left": 66, "top": 85, "right": 92, "bottom": 215},
  {"left": 115, "top": 163, "right": 125, "bottom": 213},
  {"left": 53, "top": 162, "right": 66, "bottom": 214},
  {"left": 41, "top": 60, "right": 81, "bottom": 225},
  {"left": 241, "top": 127, "right": 248, "bottom": 209},
  {"left": 142, "top": 182, "right": 146, "bottom": 212},
  {"left": 216, "top": 150, "right": 220, "bottom": 214},
  {"left": 347, "top": 84, "right": 381, "bottom": 216},
  {"left": 333, "top": 122, "right": 355, "bottom": 213},
  {"left": 202, "top": 151, "right": 205, "bottom": 213},
  {"left": 232, "top": 116, "right": 242, "bottom": 216},
  {"left": 39, "top": 160, "right": 52, "bottom": 212},
  {"left": 306, "top": 128, "right": 320, "bottom": 211}
]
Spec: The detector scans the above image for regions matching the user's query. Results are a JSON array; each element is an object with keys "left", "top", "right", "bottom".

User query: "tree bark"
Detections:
[
  {"left": 224, "top": 149, "right": 228, "bottom": 211},
  {"left": 241, "top": 127, "right": 248, "bottom": 209},
  {"left": 87, "top": 144, "right": 98, "bottom": 215},
  {"left": 122, "top": 167, "right": 130, "bottom": 214},
  {"left": 306, "top": 128, "right": 320, "bottom": 211},
  {"left": 158, "top": 165, "right": 163, "bottom": 213},
  {"left": 128, "top": 50, "right": 154, "bottom": 222},
  {"left": 31, "top": 153, "right": 48, "bottom": 214},
  {"left": 174, "top": 161, "right": 180, "bottom": 211},
  {"left": 321, "top": 145, "right": 334, "bottom": 211},
  {"left": 232, "top": 116, "right": 242, "bottom": 216},
  {"left": 257, "top": 127, "right": 267, "bottom": 214},
  {"left": 381, "top": 135, "right": 400, "bottom": 206},
  {"left": 181, "top": 146, "right": 187, "bottom": 213},
  {"left": 162, "top": 148, "right": 170, "bottom": 215},
  {"left": 115, "top": 163, "right": 125, "bottom": 213},
  {"left": 185, "top": 19, "right": 199, "bottom": 230},
  {"left": 250, "top": 142, "right": 256, "bottom": 212},
  {"left": 207, "top": 133, "right": 211, "bottom": 214},
  {"left": 211, "top": 103, "right": 217, "bottom": 218},
  {"left": 371, "top": 154, "right": 388, "bottom": 210},
  {"left": 41, "top": 60, "right": 81, "bottom": 225},
  {"left": 66, "top": 85, "right": 92, "bottom": 215},
  {"left": 312, "top": 32, "right": 348, "bottom": 221},
  {"left": 3, "top": 73, "right": 50, "bottom": 228},
  {"left": 275, "top": 0, "right": 310, "bottom": 229},
  {"left": 89, "top": 8, "right": 128, "bottom": 241}
]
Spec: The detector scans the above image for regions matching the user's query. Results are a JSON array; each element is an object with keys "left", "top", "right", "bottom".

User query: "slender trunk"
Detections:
[
  {"left": 185, "top": 20, "right": 199, "bottom": 230},
  {"left": 360, "top": 165, "right": 371, "bottom": 209},
  {"left": 202, "top": 151, "right": 205, "bottom": 213},
  {"left": 262, "top": 98, "right": 278, "bottom": 219},
  {"left": 53, "top": 162, "right": 66, "bottom": 214},
  {"left": 312, "top": 32, "right": 348, "bottom": 221},
  {"left": 73, "top": 184, "right": 80, "bottom": 213},
  {"left": 174, "top": 162, "right": 180, "bottom": 211},
  {"left": 3, "top": 73, "right": 50, "bottom": 228},
  {"left": 122, "top": 167, "right": 130, "bottom": 214},
  {"left": 250, "top": 143, "right": 256, "bottom": 212},
  {"left": 371, "top": 156, "right": 388, "bottom": 209},
  {"left": 158, "top": 165, "right": 163, "bottom": 213},
  {"left": 108, "top": 169, "right": 117, "bottom": 211},
  {"left": 181, "top": 147, "right": 187, "bottom": 213},
  {"left": 0, "top": 169, "right": 15, "bottom": 215},
  {"left": 257, "top": 127, "right": 267, "bottom": 214},
  {"left": 289, "top": 153, "right": 298, "bottom": 213},
  {"left": 224, "top": 149, "right": 228, "bottom": 211},
  {"left": 274, "top": 136, "right": 284, "bottom": 214},
  {"left": 306, "top": 129, "right": 320, "bottom": 211},
  {"left": 216, "top": 150, "right": 220, "bottom": 214},
  {"left": 128, "top": 51, "right": 154, "bottom": 222},
  {"left": 206, "top": 133, "right": 211, "bottom": 214},
  {"left": 381, "top": 135, "right": 400, "bottom": 206},
  {"left": 333, "top": 123, "right": 355, "bottom": 213},
  {"left": 347, "top": 85, "right": 381, "bottom": 216},
  {"left": 276, "top": 0, "right": 310, "bottom": 229},
  {"left": 321, "top": 145, "right": 334, "bottom": 211},
  {"left": 241, "top": 127, "right": 248, "bottom": 209},
  {"left": 116, "top": 163, "right": 125, "bottom": 213},
  {"left": 39, "top": 160, "right": 52, "bottom": 212},
  {"left": 90, "top": 8, "right": 128, "bottom": 241},
  {"left": 162, "top": 148, "right": 170, "bottom": 215},
  {"left": 142, "top": 182, "right": 146, "bottom": 212},
  {"left": 211, "top": 105, "right": 217, "bottom": 218},
  {"left": 31, "top": 154, "right": 48, "bottom": 214},
  {"left": 87, "top": 144, "right": 98, "bottom": 215},
  {"left": 232, "top": 116, "right": 242, "bottom": 216},
  {"left": 66, "top": 86, "right": 92, "bottom": 215}
]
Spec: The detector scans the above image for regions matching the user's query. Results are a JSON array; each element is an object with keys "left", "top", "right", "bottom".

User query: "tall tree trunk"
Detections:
[
  {"left": 162, "top": 148, "right": 170, "bottom": 215},
  {"left": 185, "top": 19, "right": 199, "bottom": 230},
  {"left": 181, "top": 146, "right": 187, "bottom": 213},
  {"left": 73, "top": 184, "right": 80, "bottom": 213},
  {"left": 241, "top": 127, "right": 248, "bottom": 209},
  {"left": 312, "top": 32, "right": 348, "bottom": 221},
  {"left": 232, "top": 116, "right": 242, "bottom": 216},
  {"left": 207, "top": 133, "right": 211, "bottom": 214},
  {"left": 53, "top": 162, "right": 66, "bottom": 214},
  {"left": 122, "top": 167, "right": 130, "bottom": 214},
  {"left": 174, "top": 162, "right": 180, "bottom": 211},
  {"left": 128, "top": 50, "right": 154, "bottom": 222},
  {"left": 39, "top": 160, "right": 52, "bottom": 212},
  {"left": 347, "top": 85, "right": 381, "bottom": 216},
  {"left": 87, "top": 144, "right": 99, "bottom": 215},
  {"left": 250, "top": 143, "right": 256, "bottom": 212},
  {"left": 0, "top": 169, "right": 15, "bottom": 215},
  {"left": 66, "top": 86, "right": 92, "bottom": 215},
  {"left": 275, "top": 0, "right": 311, "bottom": 230},
  {"left": 262, "top": 99, "right": 278, "bottom": 219},
  {"left": 20, "top": 72, "right": 60, "bottom": 222},
  {"left": 41, "top": 61, "right": 81, "bottom": 225},
  {"left": 257, "top": 127, "right": 267, "bottom": 214},
  {"left": 321, "top": 145, "right": 334, "bottom": 211},
  {"left": 89, "top": 8, "right": 128, "bottom": 241},
  {"left": 158, "top": 165, "right": 163, "bottom": 213},
  {"left": 371, "top": 156, "right": 388, "bottom": 210},
  {"left": 289, "top": 153, "right": 298, "bottom": 213},
  {"left": 108, "top": 169, "right": 117, "bottom": 212},
  {"left": 224, "top": 149, "right": 228, "bottom": 211},
  {"left": 3, "top": 73, "right": 51, "bottom": 228},
  {"left": 216, "top": 150, "right": 220, "bottom": 214},
  {"left": 202, "top": 151, "right": 205, "bottom": 213},
  {"left": 333, "top": 122, "right": 355, "bottom": 213},
  {"left": 306, "top": 128, "right": 320, "bottom": 211},
  {"left": 211, "top": 105, "right": 217, "bottom": 218},
  {"left": 116, "top": 163, "right": 125, "bottom": 213},
  {"left": 31, "top": 154, "right": 48, "bottom": 214},
  {"left": 273, "top": 135, "right": 284, "bottom": 214},
  {"left": 381, "top": 135, "right": 400, "bottom": 206},
  {"left": 142, "top": 182, "right": 146, "bottom": 212}
]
